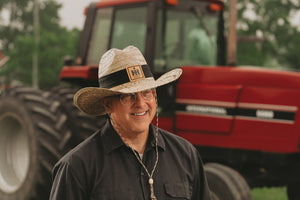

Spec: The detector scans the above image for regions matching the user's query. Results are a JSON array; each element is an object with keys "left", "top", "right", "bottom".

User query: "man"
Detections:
[{"left": 50, "top": 46, "right": 211, "bottom": 200}]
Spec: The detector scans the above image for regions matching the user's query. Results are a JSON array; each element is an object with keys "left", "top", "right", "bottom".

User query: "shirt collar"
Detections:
[
  {"left": 101, "top": 119, "right": 165, "bottom": 154},
  {"left": 147, "top": 123, "right": 165, "bottom": 152}
]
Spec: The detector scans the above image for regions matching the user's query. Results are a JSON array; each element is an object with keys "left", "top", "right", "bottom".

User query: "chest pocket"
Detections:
[{"left": 164, "top": 182, "right": 191, "bottom": 200}]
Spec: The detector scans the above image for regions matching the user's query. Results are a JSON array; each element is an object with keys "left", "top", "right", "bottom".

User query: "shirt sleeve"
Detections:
[
  {"left": 49, "top": 160, "right": 88, "bottom": 200},
  {"left": 192, "top": 151, "right": 211, "bottom": 200}
]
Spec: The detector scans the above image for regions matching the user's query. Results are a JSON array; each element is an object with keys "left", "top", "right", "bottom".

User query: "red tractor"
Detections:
[{"left": 1, "top": 0, "right": 299, "bottom": 199}]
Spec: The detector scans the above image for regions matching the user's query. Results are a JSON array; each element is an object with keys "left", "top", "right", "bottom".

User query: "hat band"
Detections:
[{"left": 99, "top": 64, "right": 153, "bottom": 89}]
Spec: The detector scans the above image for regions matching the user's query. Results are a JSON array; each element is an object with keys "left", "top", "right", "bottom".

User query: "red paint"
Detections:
[
  {"left": 96, "top": 0, "right": 155, "bottom": 8},
  {"left": 59, "top": 66, "right": 98, "bottom": 81},
  {"left": 172, "top": 66, "right": 300, "bottom": 153}
]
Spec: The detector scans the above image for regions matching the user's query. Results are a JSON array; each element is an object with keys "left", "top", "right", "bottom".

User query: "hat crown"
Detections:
[{"left": 98, "top": 46, "right": 147, "bottom": 78}]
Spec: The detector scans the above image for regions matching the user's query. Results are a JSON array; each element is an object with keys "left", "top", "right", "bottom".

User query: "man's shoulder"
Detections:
[
  {"left": 158, "top": 128, "right": 196, "bottom": 152},
  {"left": 157, "top": 128, "right": 201, "bottom": 169},
  {"left": 57, "top": 130, "right": 102, "bottom": 166}
]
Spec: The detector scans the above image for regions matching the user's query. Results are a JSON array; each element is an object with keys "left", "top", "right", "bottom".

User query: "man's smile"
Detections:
[{"left": 131, "top": 111, "right": 148, "bottom": 116}]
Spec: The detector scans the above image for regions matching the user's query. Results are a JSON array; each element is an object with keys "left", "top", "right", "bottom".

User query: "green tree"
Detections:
[
  {"left": 235, "top": 0, "right": 300, "bottom": 69},
  {"left": 0, "top": 0, "right": 80, "bottom": 89},
  {"left": 0, "top": 0, "right": 31, "bottom": 51}
]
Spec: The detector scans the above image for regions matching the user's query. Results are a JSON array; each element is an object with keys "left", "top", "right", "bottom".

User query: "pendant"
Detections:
[
  {"left": 149, "top": 178, "right": 154, "bottom": 185},
  {"left": 149, "top": 178, "right": 157, "bottom": 200}
]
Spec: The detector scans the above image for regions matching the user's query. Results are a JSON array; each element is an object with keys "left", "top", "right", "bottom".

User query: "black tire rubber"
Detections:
[
  {"left": 204, "top": 162, "right": 253, "bottom": 200},
  {"left": 50, "top": 87, "right": 107, "bottom": 144},
  {"left": 0, "top": 86, "right": 71, "bottom": 200},
  {"left": 287, "top": 182, "right": 300, "bottom": 200}
]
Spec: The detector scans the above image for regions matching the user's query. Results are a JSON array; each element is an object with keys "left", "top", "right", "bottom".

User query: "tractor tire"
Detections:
[
  {"left": 0, "top": 86, "right": 71, "bottom": 200},
  {"left": 50, "top": 87, "right": 107, "bottom": 144},
  {"left": 287, "top": 182, "right": 300, "bottom": 200},
  {"left": 204, "top": 163, "right": 253, "bottom": 200}
]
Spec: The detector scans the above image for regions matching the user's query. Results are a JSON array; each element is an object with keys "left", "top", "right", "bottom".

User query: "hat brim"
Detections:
[{"left": 74, "top": 68, "right": 182, "bottom": 116}]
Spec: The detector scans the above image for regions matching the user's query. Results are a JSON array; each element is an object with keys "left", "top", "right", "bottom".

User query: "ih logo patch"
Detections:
[{"left": 126, "top": 65, "right": 145, "bottom": 82}]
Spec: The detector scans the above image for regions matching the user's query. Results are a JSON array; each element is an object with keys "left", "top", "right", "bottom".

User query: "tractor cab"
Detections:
[{"left": 59, "top": 0, "right": 225, "bottom": 116}]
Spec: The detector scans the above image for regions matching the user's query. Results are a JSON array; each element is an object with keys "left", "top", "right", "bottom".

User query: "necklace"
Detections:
[{"left": 110, "top": 116, "right": 159, "bottom": 200}]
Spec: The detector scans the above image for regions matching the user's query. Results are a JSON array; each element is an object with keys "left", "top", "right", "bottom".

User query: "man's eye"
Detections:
[
  {"left": 120, "top": 94, "right": 131, "bottom": 100},
  {"left": 143, "top": 90, "right": 152, "bottom": 95},
  {"left": 129, "top": 94, "right": 136, "bottom": 99}
]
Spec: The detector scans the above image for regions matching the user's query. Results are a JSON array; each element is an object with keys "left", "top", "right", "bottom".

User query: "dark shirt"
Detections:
[{"left": 50, "top": 120, "right": 211, "bottom": 200}]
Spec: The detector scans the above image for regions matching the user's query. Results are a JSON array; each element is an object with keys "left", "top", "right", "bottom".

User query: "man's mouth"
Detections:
[{"left": 132, "top": 111, "right": 147, "bottom": 116}]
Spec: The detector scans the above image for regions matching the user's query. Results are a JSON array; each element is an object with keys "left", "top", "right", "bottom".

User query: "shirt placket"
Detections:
[
  {"left": 140, "top": 166, "right": 149, "bottom": 200},
  {"left": 139, "top": 146, "right": 156, "bottom": 200}
]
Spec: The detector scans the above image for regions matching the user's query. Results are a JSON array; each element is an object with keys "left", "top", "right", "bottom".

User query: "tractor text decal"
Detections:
[{"left": 176, "top": 103, "right": 296, "bottom": 123}]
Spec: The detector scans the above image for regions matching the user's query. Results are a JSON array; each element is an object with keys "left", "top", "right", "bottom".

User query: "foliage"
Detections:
[
  {"left": 0, "top": 0, "right": 31, "bottom": 51},
  {"left": 0, "top": 0, "right": 80, "bottom": 89},
  {"left": 252, "top": 187, "right": 288, "bottom": 200},
  {"left": 235, "top": 0, "right": 300, "bottom": 69}
]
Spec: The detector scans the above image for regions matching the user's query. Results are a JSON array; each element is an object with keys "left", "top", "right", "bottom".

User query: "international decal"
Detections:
[{"left": 126, "top": 65, "right": 145, "bottom": 82}]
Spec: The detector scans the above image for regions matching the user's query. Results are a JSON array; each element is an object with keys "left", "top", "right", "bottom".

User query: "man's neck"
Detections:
[
  {"left": 111, "top": 120, "right": 149, "bottom": 153},
  {"left": 122, "top": 131, "right": 148, "bottom": 153}
]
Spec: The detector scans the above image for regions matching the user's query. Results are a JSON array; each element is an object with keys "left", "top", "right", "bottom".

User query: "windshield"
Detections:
[
  {"left": 86, "top": 6, "right": 147, "bottom": 66},
  {"left": 154, "top": 7, "right": 219, "bottom": 72},
  {"left": 86, "top": 3, "right": 219, "bottom": 70}
]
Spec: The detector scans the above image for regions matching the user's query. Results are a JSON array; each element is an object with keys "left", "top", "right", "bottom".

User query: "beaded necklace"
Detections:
[{"left": 110, "top": 111, "right": 159, "bottom": 200}]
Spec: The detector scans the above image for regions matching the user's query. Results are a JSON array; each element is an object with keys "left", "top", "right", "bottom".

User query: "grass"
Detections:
[{"left": 252, "top": 187, "right": 288, "bottom": 200}]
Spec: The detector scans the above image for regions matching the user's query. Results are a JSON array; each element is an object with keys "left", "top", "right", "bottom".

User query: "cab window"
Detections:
[{"left": 110, "top": 6, "right": 147, "bottom": 52}]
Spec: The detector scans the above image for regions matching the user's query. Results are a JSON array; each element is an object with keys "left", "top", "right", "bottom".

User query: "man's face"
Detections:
[{"left": 105, "top": 90, "right": 157, "bottom": 136}]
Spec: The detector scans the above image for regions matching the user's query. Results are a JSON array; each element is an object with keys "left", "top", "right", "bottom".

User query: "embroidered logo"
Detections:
[{"left": 126, "top": 65, "right": 145, "bottom": 82}]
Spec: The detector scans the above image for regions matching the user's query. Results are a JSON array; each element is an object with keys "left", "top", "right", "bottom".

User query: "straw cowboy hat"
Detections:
[{"left": 74, "top": 45, "right": 182, "bottom": 116}]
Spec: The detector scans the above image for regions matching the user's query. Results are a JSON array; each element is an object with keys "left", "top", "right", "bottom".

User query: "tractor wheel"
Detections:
[
  {"left": 50, "top": 87, "right": 107, "bottom": 144},
  {"left": 287, "top": 182, "right": 300, "bottom": 200},
  {"left": 0, "top": 86, "right": 71, "bottom": 200},
  {"left": 204, "top": 163, "right": 253, "bottom": 200}
]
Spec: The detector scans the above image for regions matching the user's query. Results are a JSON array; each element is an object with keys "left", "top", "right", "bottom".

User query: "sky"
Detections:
[
  {"left": 57, "top": 0, "right": 96, "bottom": 30},
  {"left": 57, "top": 0, "right": 300, "bottom": 31},
  {"left": 1, "top": 0, "right": 299, "bottom": 30}
]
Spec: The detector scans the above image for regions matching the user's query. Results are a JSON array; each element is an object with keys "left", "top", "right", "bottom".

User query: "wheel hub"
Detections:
[{"left": 0, "top": 113, "right": 30, "bottom": 193}]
